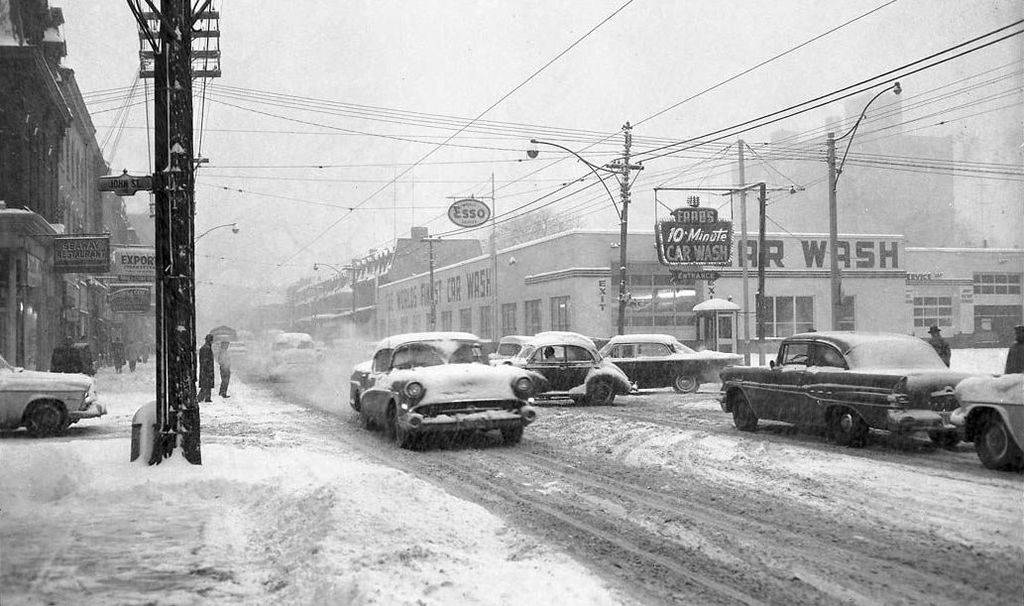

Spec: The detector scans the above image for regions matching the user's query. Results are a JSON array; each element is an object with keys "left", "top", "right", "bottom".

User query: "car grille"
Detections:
[
  {"left": 414, "top": 400, "right": 520, "bottom": 417},
  {"left": 930, "top": 392, "right": 959, "bottom": 412}
]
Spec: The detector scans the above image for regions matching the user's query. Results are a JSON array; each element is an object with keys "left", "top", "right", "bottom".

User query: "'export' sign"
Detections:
[
  {"left": 656, "top": 207, "right": 733, "bottom": 266},
  {"left": 110, "top": 246, "right": 155, "bottom": 282},
  {"left": 53, "top": 235, "right": 111, "bottom": 273}
]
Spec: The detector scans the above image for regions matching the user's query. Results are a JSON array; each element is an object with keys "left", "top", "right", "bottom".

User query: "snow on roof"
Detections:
[
  {"left": 376, "top": 331, "right": 480, "bottom": 350},
  {"left": 604, "top": 333, "right": 680, "bottom": 345},
  {"left": 274, "top": 332, "right": 314, "bottom": 345},
  {"left": 692, "top": 298, "right": 741, "bottom": 312},
  {"left": 527, "top": 331, "right": 597, "bottom": 350},
  {"left": 498, "top": 335, "right": 531, "bottom": 344}
]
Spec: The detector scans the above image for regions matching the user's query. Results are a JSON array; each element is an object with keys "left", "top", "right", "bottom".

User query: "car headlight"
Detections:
[
  {"left": 404, "top": 382, "right": 424, "bottom": 400},
  {"left": 513, "top": 377, "right": 534, "bottom": 398}
]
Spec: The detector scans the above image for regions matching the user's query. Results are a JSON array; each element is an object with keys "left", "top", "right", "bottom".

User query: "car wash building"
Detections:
[{"left": 373, "top": 227, "right": 913, "bottom": 354}]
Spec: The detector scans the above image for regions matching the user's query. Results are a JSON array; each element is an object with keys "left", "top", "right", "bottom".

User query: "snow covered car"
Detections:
[
  {"left": 350, "top": 332, "right": 540, "bottom": 448},
  {"left": 488, "top": 335, "right": 531, "bottom": 365},
  {"left": 0, "top": 354, "right": 105, "bottom": 436},
  {"left": 267, "top": 332, "right": 321, "bottom": 379},
  {"left": 505, "top": 332, "right": 632, "bottom": 406},
  {"left": 599, "top": 333, "right": 743, "bottom": 393},
  {"left": 950, "top": 374, "right": 1024, "bottom": 471},
  {"left": 719, "top": 332, "right": 974, "bottom": 447}
]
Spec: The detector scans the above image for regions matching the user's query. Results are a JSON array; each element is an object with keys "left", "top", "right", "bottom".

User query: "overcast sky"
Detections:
[{"left": 56, "top": 0, "right": 1022, "bottom": 323}]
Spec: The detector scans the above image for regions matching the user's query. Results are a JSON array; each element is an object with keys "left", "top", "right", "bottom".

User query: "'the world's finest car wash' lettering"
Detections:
[{"left": 736, "top": 239, "right": 900, "bottom": 269}]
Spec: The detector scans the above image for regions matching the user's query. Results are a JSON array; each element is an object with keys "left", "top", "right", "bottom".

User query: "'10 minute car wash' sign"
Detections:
[{"left": 656, "top": 207, "right": 733, "bottom": 266}]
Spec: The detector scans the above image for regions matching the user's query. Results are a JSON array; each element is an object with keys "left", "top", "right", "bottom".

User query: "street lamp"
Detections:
[
  {"left": 195, "top": 222, "right": 239, "bottom": 241},
  {"left": 826, "top": 81, "right": 901, "bottom": 330},
  {"left": 527, "top": 126, "right": 642, "bottom": 335}
]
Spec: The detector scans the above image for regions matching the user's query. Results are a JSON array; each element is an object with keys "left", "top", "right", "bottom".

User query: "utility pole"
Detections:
[
  {"left": 489, "top": 173, "right": 498, "bottom": 341},
  {"left": 737, "top": 140, "right": 750, "bottom": 365},
  {"left": 611, "top": 122, "right": 643, "bottom": 335},
  {"left": 422, "top": 236, "right": 439, "bottom": 330},
  {"left": 826, "top": 131, "right": 841, "bottom": 331},
  {"left": 756, "top": 183, "right": 767, "bottom": 364}
]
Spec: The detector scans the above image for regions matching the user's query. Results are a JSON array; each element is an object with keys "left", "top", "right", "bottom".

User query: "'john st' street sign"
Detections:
[{"left": 97, "top": 170, "right": 154, "bottom": 196}]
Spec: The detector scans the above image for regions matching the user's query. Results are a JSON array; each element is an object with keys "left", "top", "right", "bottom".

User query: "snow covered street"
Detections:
[{"left": 0, "top": 365, "right": 625, "bottom": 606}]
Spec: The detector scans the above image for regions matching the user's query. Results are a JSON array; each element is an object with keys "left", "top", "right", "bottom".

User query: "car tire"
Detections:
[
  {"left": 585, "top": 379, "right": 616, "bottom": 406},
  {"left": 360, "top": 410, "right": 376, "bottom": 431},
  {"left": 672, "top": 374, "right": 700, "bottom": 394},
  {"left": 828, "top": 407, "right": 869, "bottom": 448},
  {"left": 975, "top": 415, "right": 1024, "bottom": 471},
  {"left": 25, "top": 401, "right": 66, "bottom": 437},
  {"left": 730, "top": 392, "right": 758, "bottom": 432},
  {"left": 927, "top": 429, "right": 961, "bottom": 450},
  {"left": 386, "top": 404, "right": 415, "bottom": 450},
  {"left": 350, "top": 390, "right": 362, "bottom": 412},
  {"left": 501, "top": 426, "right": 524, "bottom": 445}
]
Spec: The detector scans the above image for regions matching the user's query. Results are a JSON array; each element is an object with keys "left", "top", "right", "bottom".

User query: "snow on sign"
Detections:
[
  {"left": 97, "top": 170, "right": 154, "bottom": 196},
  {"left": 656, "top": 207, "right": 733, "bottom": 266},
  {"left": 447, "top": 198, "right": 491, "bottom": 228},
  {"left": 53, "top": 235, "right": 111, "bottom": 273}
]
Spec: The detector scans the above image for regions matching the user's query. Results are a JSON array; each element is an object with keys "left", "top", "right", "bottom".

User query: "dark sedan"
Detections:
[
  {"left": 719, "top": 332, "right": 975, "bottom": 447},
  {"left": 599, "top": 333, "right": 743, "bottom": 393}
]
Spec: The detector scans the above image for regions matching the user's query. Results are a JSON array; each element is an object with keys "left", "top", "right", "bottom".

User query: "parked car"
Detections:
[
  {"left": 267, "top": 332, "right": 321, "bottom": 379},
  {"left": 505, "top": 331, "right": 632, "bottom": 406},
  {"left": 488, "top": 335, "right": 531, "bottom": 365},
  {"left": 719, "top": 332, "right": 974, "bottom": 447},
  {"left": 0, "top": 354, "right": 105, "bottom": 436},
  {"left": 950, "top": 374, "right": 1023, "bottom": 471},
  {"left": 350, "top": 332, "right": 541, "bottom": 448},
  {"left": 599, "top": 333, "right": 743, "bottom": 393}
]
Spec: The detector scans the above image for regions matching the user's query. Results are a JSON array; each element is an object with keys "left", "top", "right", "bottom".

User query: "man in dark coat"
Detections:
[
  {"left": 927, "top": 325, "right": 951, "bottom": 367},
  {"left": 1005, "top": 325, "right": 1024, "bottom": 374},
  {"left": 112, "top": 339, "right": 126, "bottom": 373},
  {"left": 197, "top": 334, "right": 215, "bottom": 402}
]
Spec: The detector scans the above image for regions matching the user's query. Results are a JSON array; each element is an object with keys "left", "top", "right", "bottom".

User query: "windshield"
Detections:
[
  {"left": 0, "top": 355, "right": 11, "bottom": 370},
  {"left": 845, "top": 338, "right": 947, "bottom": 370},
  {"left": 391, "top": 339, "right": 483, "bottom": 369},
  {"left": 672, "top": 341, "right": 696, "bottom": 354}
]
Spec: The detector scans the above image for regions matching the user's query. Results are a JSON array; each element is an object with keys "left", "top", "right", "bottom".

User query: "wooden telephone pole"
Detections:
[{"left": 129, "top": 0, "right": 221, "bottom": 464}]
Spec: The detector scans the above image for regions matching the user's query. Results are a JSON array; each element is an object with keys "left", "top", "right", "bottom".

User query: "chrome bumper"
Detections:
[
  {"left": 399, "top": 406, "right": 536, "bottom": 434},
  {"left": 884, "top": 408, "right": 954, "bottom": 433},
  {"left": 69, "top": 401, "right": 106, "bottom": 420}
]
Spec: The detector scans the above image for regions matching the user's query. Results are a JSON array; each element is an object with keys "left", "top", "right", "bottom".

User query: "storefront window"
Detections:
[
  {"left": 765, "top": 295, "right": 815, "bottom": 337},
  {"left": 501, "top": 303, "right": 517, "bottom": 335},
  {"left": 625, "top": 273, "right": 696, "bottom": 330},
  {"left": 440, "top": 310, "right": 452, "bottom": 331},
  {"left": 973, "top": 273, "right": 1021, "bottom": 294},
  {"left": 478, "top": 305, "right": 492, "bottom": 340},
  {"left": 913, "top": 296, "right": 953, "bottom": 328},
  {"left": 459, "top": 308, "right": 472, "bottom": 333},
  {"left": 550, "top": 296, "right": 570, "bottom": 331},
  {"left": 524, "top": 299, "right": 542, "bottom": 335}
]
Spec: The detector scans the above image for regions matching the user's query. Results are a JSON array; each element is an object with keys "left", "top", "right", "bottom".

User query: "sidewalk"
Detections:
[{"left": 0, "top": 366, "right": 622, "bottom": 606}]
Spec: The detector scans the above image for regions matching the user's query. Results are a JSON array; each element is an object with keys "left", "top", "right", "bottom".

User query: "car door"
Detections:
[
  {"left": 606, "top": 344, "right": 639, "bottom": 385},
  {"left": 797, "top": 343, "right": 849, "bottom": 427},
  {"left": 760, "top": 341, "right": 812, "bottom": 423},
  {"left": 525, "top": 345, "right": 572, "bottom": 391},
  {"left": 563, "top": 345, "right": 597, "bottom": 389},
  {"left": 637, "top": 342, "right": 674, "bottom": 388},
  {"left": 0, "top": 368, "right": 19, "bottom": 428}
]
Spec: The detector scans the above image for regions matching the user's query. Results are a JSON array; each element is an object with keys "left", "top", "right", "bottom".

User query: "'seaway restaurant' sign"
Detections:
[{"left": 656, "top": 207, "right": 733, "bottom": 266}]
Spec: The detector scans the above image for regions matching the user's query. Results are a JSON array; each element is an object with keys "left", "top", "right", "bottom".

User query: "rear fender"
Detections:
[
  {"left": 964, "top": 404, "right": 1023, "bottom": 448},
  {"left": 586, "top": 368, "right": 632, "bottom": 394}
]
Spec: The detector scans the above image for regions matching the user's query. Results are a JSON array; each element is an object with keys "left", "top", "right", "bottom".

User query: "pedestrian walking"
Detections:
[
  {"left": 197, "top": 334, "right": 215, "bottom": 402},
  {"left": 927, "top": 325, "right": 951, "bottom": 367},
  {"left": 217, "top": 340, "right": 232, "bottom": 398},
  {"left": 1005, "top": 324, "right": 1024, "bottom": 374},
  {"left": 127, "top": 341, "right": 138, "bottom": 372},
  {"left": 111, "top": 338, "right": 126, "bottom": 373}
]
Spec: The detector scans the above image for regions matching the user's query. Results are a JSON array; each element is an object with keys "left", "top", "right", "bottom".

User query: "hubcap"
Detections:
[
  {"left": 840, "top": 413, "right": 854, "bottom": 432},
  {"left": 985, "top": 423, "right": 1008, "bottom": 458}
]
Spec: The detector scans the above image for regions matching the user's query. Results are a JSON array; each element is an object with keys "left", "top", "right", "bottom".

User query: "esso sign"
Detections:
[{"left": 447, "top": 198, "right": 491, "bottom": 228}]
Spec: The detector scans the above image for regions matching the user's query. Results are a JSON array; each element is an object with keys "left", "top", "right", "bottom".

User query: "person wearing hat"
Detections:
[
  {"left": 197, "top": 334, "right": 215, "bottom": 403},
  {"left": 927, "top": 325, "right": 951, "bottom": 367},
  {"left": 1005, "top": 324, "right": 1024, "bottom": 374}
]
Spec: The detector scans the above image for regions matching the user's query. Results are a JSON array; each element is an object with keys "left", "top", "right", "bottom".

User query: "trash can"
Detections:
[{"left": 130, "top": 401, "right": 158, "bottom": 463}]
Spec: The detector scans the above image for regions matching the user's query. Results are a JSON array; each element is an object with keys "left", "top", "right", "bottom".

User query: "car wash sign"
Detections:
[{"left": 656, "top": 207, "right": 733, "bottom": 266}]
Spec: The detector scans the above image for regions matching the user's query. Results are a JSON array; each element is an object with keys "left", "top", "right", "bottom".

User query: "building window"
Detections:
[
  {"left": 625, "top": 273, "right": 697, "bottom": 329},
  {"left": 501, "top": 303, "right": 517, "bottom": 336},
  {"left": 913, "top": 296, "right": 953, "bottom": 328},
  {"left": 440, "top": 310, "right": 453, "bottom": 331},
  {"left": 974, "top": 273, "right": 1021, "bottom": 295},
  {"left": 550, "top": 296, "right": 571, "bottom": 331},
  {"left": 459, "top": 308, "right": 472, "bottom": 333},
  {"left": 478, "top": 305, "right": 492, "bottom": 340},
  {"left": 764, "top": 295, "right": 815, "bottom": 337},
  {"left": 524, "top": 299, "right": 542, "bottom": 335}
]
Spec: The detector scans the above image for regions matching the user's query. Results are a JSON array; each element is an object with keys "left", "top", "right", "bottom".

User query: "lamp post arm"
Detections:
[
  {"left": 195, "top": 222, "right": 237, "bottom": 241},
  {"left": 834, "top": 87, "right": 891, "bottom": 185},
  {"left": 531, "top": 139, "right": 621, "bottom": 218}
]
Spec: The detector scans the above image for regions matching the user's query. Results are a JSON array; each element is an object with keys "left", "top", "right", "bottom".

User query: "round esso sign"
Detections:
[{"left": 447, "top": 198, "right": 491, "bottom": 228}]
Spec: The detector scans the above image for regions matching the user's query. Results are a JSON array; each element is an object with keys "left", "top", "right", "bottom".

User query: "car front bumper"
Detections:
[
  {"left": 69, "top": 401, "right": 106, "bottom": 421},
  {"left": 884, "top": 408, "right": 955, "bottom": 433},
  {"left": 399, "top": 406, "right": 536, "bottom": 434}
]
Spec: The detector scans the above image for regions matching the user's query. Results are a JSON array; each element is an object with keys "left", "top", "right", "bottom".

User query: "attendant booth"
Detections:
[{"left": 693, "top": 298, "right": 740, "bottom": 353}]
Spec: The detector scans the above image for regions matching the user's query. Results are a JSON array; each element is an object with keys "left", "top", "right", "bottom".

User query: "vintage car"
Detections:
[
  {"left": 599, "top": 333, "right": 744, "bottom": 393},
  {"left": 488, "top": 335, "right": 531, "bottom": 365},
  {"left": 505, "top": 331, "right": 632, "bottom": 406},
  {"left": 719, "top": 332, "right": 974, "bottom": 447},
  {"left": 267, "top": 332, "right": 321, "bottom": 379},
  {"left": 349, "top": 332, "right": 540, "bottom": 448},
  {"left": 950, "top": 374, "right": 1023, "bottom": 471},
  {"left": 0, "top": 354, "right": 105, "bottom": 436}
]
